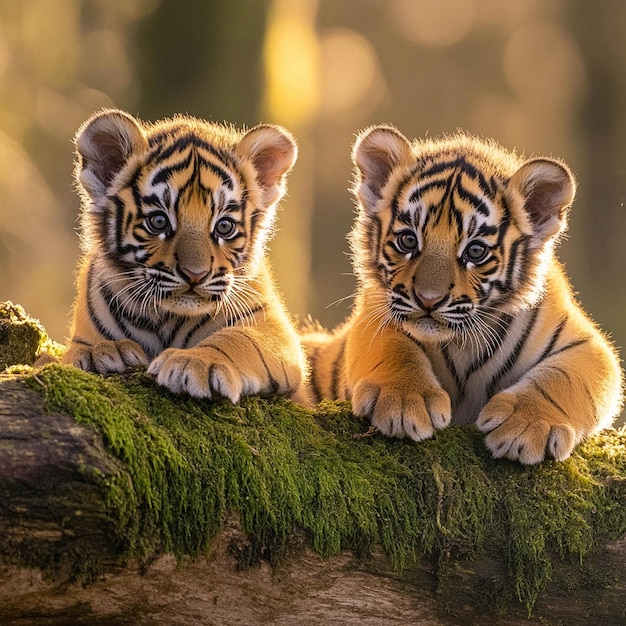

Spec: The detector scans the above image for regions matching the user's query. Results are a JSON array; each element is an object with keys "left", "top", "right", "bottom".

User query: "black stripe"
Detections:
[
  {"left": 505, "top": 237, "right": 525, "bottom": 286},
  {"left": 233, "top": 329, "right": 278, "bottom": 393},
  {"left": 71, "top": 337, "right": 92, "bottom": 347},
  {"left": 477, "top": 223, "right": 498, "bottom": 236},
  {"left": 196, "top": 154, "right": 235, "bottom": 190},
  {"left": 86, "top": 264, "right": 119, "bottom": 342},
  {"left": 111, "top": 195, "right": 128, "bottom": 254},
  {"left": 309, "top": 346, "right": 324, "bottom": 404},
  {"left": 491, "top": 235, "right": 530, "bottom": 301},
  {"left": 442, "top": 343, "right": 464, "bottom": 395},
  {"left": 280, "top": 361, "right": 291, "bottom": 394},
  {"left": 151, "top": 150, "right": 194, "bottom": 185},
  {"left": 584, "top": 382, "right": 599, "bottom": 426},
  {"left": 180, "top": 315, "right": 214, "bottom": 348},
  {"left": 99, "top": 279, "right": 159, "bottom": 335},
  {"left": 400, "top": 330, "right": 427, "bottom": 352},
  {"left": 438, "top": 168, "right": 459, "bottom": 215},
  {"left": 496, "top": 213, "right": 511, "bottom": 247},
  {"left": 463, "top": 313, "right": 512, "bottom": 383},
  {"left": 208, "top": 343, "right": 237, "bottom": 365},
  {"left": 455, "top": 177, "right": 491, "bottom": 216},
  {"left": 195, "top": 141, "right": 240, "bottom": 172},
  {"left": 544, "top": 337, "right": 590, "bottom": 359},
  {"left": 420, "top": 157, "right": 462, "bottom": 179},
  {"left": 408, "top": 178, "right": 448, "bottom": 204},
  {"left": 331, "top": 338, "right": 347, "bottom": 400},
  {"left": 368, "top": 217, "right": 383, "bottom": 266},
  {"left": 148, "top": 135, "right": 198, "bottom": 162},
  {"left": 532, "top": 381, "right": 569, "bottom": 419},
  {"left": 223, "top": 304, "right": 264, "bottom": 328},
  {"left": 147, "top": 134, "right": 240, "bottom": 179},
  {"left": 487, "top": 307, "right": 540, "bottom": 396},
  {"left": 536, "top": 317, "right": 568, "bottom": 364}
]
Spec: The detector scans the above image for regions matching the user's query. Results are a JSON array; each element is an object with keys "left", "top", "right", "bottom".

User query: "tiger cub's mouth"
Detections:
[
  {"left": 161, "top": 288, "right": 225, "bottom": 315},
  {"left": 401, "top": 313, "right": 456, "bottom": 342}
]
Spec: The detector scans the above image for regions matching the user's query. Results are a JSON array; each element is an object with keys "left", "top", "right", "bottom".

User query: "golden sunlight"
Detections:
[{"left": 263, "top": 0, "right": 320, "bottom": 127}]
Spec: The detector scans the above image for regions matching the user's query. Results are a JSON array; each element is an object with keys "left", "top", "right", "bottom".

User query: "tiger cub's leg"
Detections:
[
  {"left": 147, "top": 317, "right": 305, "bottom": 402},
  {"left": 477, "top": 333, "right": 622, "bottom": 464},
  {"left": 62, "top": 266, "right": 149, "bottom": 374},
  {"left": 345, "top": 318, "right": 452, "bottom": 441},
  {"left": 65, "top": 338, "right": 148, "bottom": 374}
]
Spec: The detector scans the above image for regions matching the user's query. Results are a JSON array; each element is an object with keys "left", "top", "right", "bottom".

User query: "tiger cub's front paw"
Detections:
[
  {"left": 352, "top": 379, "right": 452, "bottom": 441},
  {"left": 477, "top": 390, "right": 579, "bottom": 464},
  {"left": 147, "top": 346, "right": 262, "bottom": 402},
  {"left": 64, "top": 339, "right": 148, "bottom": 374}
]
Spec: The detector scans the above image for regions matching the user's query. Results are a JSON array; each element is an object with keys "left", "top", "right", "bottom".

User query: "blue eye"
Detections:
[
  {"left": 463, "top": 241, "right": 489, "bottom": 264},
  {"left": 146, "top": 212, "right": 171, "bottom": 234}
]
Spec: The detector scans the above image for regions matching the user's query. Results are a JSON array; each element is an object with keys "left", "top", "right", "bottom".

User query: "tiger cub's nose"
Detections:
[
  {"left": 178, "top": 266, "right": 210, "bottom": 285},
  {"left": 415, "top": 291, "right": 447, "bottom": 312}
]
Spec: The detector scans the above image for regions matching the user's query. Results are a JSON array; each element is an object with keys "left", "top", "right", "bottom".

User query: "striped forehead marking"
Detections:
[
  {"left": 392, "top": 156, "right": 501, "bottom": 239},
  {"left": 126, "top": 134, "right": 248, "bottom": 218}
]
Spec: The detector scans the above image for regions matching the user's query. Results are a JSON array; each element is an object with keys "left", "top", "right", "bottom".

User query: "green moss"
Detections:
[
  {"left": 17, "top": 363, "right": 626, "bottom": 615},
  {"left": 0, "top": 301, "right": 64, "bottom": 370}
]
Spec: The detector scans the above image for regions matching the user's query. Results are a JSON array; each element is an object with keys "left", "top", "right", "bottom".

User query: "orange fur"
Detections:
[
  {"left": 302, "top": 127, "right": 623, "bottom": 463},
  {"left": 63, "top": 109, "right": 306, "bottom": 402}
]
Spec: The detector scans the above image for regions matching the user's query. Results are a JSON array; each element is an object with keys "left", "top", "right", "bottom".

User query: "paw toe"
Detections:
[
  {"left": 424, "top": 389, "right": 452, "bottom": 429},
  {"left": 208, "top": 364, "right": 242, "bottom": 403},
  {"left": 351, "top": 380, "right": 380, "bottom": 417},
  {"left": 548, "top": 424, "right": 576, "bottom": 461},
  {"left": 477, "top": 393, "right": 516, "bottom": 432}
]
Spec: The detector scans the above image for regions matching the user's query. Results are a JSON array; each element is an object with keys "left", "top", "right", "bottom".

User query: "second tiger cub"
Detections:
[
  {"left": 302, "top": 126, "right": 623, "bottom": 464},
  {"left": 64, "top": 109, "right": 306, "bottom": 403}
]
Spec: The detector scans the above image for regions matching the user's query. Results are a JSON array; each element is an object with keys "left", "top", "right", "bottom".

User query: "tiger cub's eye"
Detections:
[
  {"left": 463, "top": 241, "right": 489, "bottom": 264},
  {"left": 214, "top": 217, "right": 237, "bottom": 240},
  {"left": 146, "top": 212, "right": 171, "bottom": 235},
  {"left": 396, "top": 230, "right": 419, "bottom": 254}
]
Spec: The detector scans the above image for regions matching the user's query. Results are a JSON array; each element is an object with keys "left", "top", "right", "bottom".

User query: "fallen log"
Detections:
[{"left": 0, "top": 302, "right": 624, "bottom": 625}]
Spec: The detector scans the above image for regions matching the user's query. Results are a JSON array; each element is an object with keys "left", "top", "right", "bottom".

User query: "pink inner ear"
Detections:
[
  {"left": 360, "top": 151, "right": 398, "bottom": 199},
  {"left": 253, "top": 146, "right": 292, "bottom": 189},
  {"left": 254, "top": 151, "right": 284, "bottom": 188},
  {"left": 89, "top": 131, "right": 129, "bottom": 185},
  {"left": 353, "top": 127, "right": 413, "bottom": 204},
  {"left": 526, "top": 180, "right": 564, "bottom": 226}
]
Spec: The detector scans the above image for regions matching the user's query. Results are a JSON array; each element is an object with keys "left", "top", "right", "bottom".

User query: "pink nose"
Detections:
[
  {"left": 179, "top": 266, "right": 209, "bottom": 285},
  {"left": 415, "top": 292, "right": 447, "bottom": 311}
]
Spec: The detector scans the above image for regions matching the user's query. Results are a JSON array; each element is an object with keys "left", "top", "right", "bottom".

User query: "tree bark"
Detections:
[{"left": 0, "top": 376, "right": 625, "bottom": 625}]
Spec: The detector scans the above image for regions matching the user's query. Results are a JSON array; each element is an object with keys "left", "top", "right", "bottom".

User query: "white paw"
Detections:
[
  {"left": 148, "top": 347, "right": 263, "bottom": 402},
  {"left": 65, "top": 339, "right": 148, "bottom": 374},
  {"left": 352, "top": 379, "right": 451, "bottom": 441},
  {"left": 478, "top": 391, "right": 579, "bottom": 464}
]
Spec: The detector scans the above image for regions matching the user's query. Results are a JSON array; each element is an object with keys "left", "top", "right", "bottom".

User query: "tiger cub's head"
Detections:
[
  {"left": 350, "top": 126, "right": 575, "bottom": 343},
  {"left": 75, "top": 109, "right": 297, "bottom": 315}
]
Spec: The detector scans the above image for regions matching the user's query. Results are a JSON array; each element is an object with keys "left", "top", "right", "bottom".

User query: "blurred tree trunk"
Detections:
[
  {"left": 134, "top": 0, "right": 270, "bottom": 126},
  {"left": 133, "top": 0, "right": 317, "bottom": 322},
  {"left": 566, "top": 1, "right": 626, "bottom": 300}
]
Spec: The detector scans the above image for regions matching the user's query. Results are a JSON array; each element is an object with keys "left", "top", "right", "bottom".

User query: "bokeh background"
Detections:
[{"left": 0, "top": 0, "right": 623, "bottom": 423}]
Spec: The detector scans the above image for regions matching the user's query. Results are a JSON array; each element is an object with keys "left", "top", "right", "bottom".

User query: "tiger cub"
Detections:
[
  {"left": 303, "top": 126, "right": 623, "bottom": 464},
  {"left": 63, "top": 109, "right": 307, "bottom": 402}
]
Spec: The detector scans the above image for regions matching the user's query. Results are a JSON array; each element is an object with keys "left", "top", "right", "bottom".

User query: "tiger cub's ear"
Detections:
[
  {"left": 236, "top": 124, "right": 297, "bottom": 207},
  {"left": 352, "top": 125, "right": 413, "bottom": 215},
  {"left": 509, "top": 158, "right": 576, "bottom": 247},
  {"left": 75, "top": 109, "right": 148, "bottom": 202}
]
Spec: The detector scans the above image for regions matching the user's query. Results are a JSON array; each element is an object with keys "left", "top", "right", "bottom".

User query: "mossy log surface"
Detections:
[{"left": 0, "top": 302, "right": 625, "bottom": 625}]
